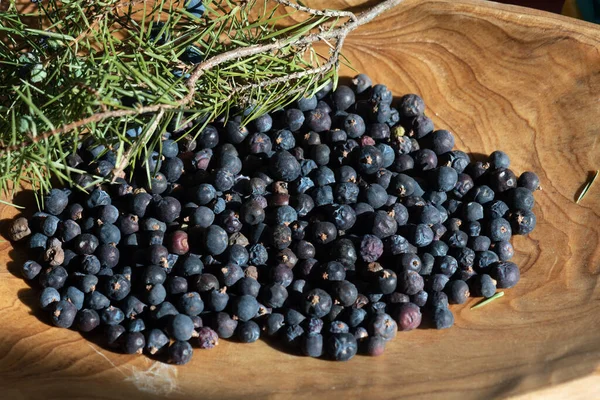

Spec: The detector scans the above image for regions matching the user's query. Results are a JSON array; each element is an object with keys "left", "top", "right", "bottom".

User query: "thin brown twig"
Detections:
[
  {"left": 234, "top": 35, "right": 345, "bottom": 93},
  {"left": 272, "top": 0, "right": 358, "bottom": 22},
  {"left": 0, "top": 0, "right": 403, "bottom": 155}
]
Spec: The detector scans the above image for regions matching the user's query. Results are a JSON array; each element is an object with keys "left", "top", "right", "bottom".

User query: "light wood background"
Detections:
[{"left": 1, "top": 0, "right": 599, "bottom": 399}]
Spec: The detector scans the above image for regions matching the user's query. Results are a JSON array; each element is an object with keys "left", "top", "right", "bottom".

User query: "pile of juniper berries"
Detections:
[{"left": 9, "top": 73, "right": 539, "bottom": 364}]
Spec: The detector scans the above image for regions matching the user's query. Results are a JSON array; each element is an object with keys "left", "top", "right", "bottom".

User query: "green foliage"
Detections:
[{"left": 0, "top": 0, "right": 339, "bottom": 196}]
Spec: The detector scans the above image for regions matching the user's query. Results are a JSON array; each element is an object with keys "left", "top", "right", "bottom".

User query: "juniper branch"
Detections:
[{"left": 0, "top": 0, "right": 401, "bottom": 157}]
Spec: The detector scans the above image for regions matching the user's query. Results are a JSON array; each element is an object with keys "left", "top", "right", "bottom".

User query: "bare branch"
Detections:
[{"left": 272, "top": 0, "right": 358, "bottom": 22}]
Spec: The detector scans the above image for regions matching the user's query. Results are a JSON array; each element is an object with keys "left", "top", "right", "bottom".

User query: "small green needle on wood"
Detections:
[
  {"left": 471, "top": 291, "right": 505, "bottom": 310},
  {"left": 576, "top": 170, "right": 599, "bottom": 204}
]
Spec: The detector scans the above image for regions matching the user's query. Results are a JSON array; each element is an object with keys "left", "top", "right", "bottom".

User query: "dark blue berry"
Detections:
[
  {"left": 343, "top": 113, "right": 366, "bottom": 138},
  {"left": 489, "top": 150, "right": 510, "bottom": 169},
  {"left": 488, "top": 217, "right": 512, "bottom": 241},
  {"left": 398, "top": 270, "right": 424, "bottom": 295},
  {"left": 150, "top": 301, "right": 178, "bottom": 320},
  {"left": 40, "top": 287, "right": 60, "bottom": 309},
  {"left": 51, "top": 300, "right": 77, "bottom": 328},
  {"left": 433, "top": 307, "right": 454, "bottom": 329},
  {"left": 491, "top": 261, "right": 520, "bottom": 288},
  {"left": 105, "top": 274, "right": 131, "bottom": 301},
  {"left": 326, "top": 332, "right": 358, "bottom": 361},
  {"left": 144, "top": 329, "right": 170, "bottom": 355},
  {"left": 29, "top": 232, "right": 48, "bottom": 251},
  {"left": 331, "top": 85, "right": 355, "bottom": 111},
  {"left": 22, "top": 260, "right": 42, "bottom": 280},
  {"left": 101, "top": 305, "right": 125, "bottom": 326},
  {"left": 485, "top": 199, "right": 510, "bottom": 219},
  {"left": 86, "top": 188, "right": 111, "bottom": 209},
  {"left": 369, "top": 84, "right": 393, "bottom": 105},
  {"left": 269, "top": 150, "right": 301, "bottom": 182},
  {"left": 76, "top": 309, "right": 100, "bottom": 332},
  {"left": 302, "top": 288, "right": 332, "bottom": 318},
  {"left": 61, "top": 286, "right": 84, "bottom": 310},
  {"left": 219, "top": 263, "right": 244, "bottom": 286},
  {"left": 96, "top": 223, "right": 121, "bottom": 244},
  {"left": 463, "top": 202, "right": 484, "bottom": 221},
  {"left": 370, "top": 210, "right": 397, "bottom": 238},
  {"left": 363, "top": 183, "right": 388, "bottom": 210},
  {"left": 356, "top": 145, "right": 383, "bottom": 175},
  {"left": 369, "top": 312, "right": 397, "bottom": 341},
  {"left": 518, "top": 171, "right": 540, "bottom": 191},
  {"left": 470, "top": 185, "right": 495, "bottom": 204},
  {"left": 331, "top": 204, "right": 356, "bottom": 231},
  {"left": 166, "top": 276, "right": 189, "bottom": 295},
  {"left": 398, "top": 94, "right": 425, "bottom": 118},
  {"left": 352, "top": 73, "right": 372, "bottom": 94},
  {"left": 471, "top": 274, "right": 497, "bottom": 298},
  {"left": 85, "top": 291, "right": 110, "bottom": 310},
  {"left": 212, "top": 312, "right": 238, "bottom": 339},
  {"left": 429, "top": 130, "right": 454, "bottom": 155},
  {"left": 237, "top": 320, "right": 261, "bottom": 343},
  {"left": 509, "top": 209, "right": 536, "bottom": 235},
  {"left": 39, "top": 265, "right": 68, "bottom": 289},
  {"left": 470, "top": 235, "right": 491, "bottom": 252},
  {"left": 284, "top": 108, "right": 305, "bottom": 131},
  {"left": 130, "top": 192, "right": 153, "bottom": 217},
  {"left": 44, "top": 189, "right": 69, "bottom": 215},
  {"left": 445, "top": 280, "right": 470, "bottom": 304},
  {"left": 204, "top": 225, "right": 228, "bottom": 255},
  {"left": 305, "top": 109, "right": 332, "bottom": 132},
  {"left": 301, "top": 333, "right": 323, "bottom": 357},
  {"left": 272, "top": 129, "right": 296, "bottom": 151},
  {"left": 408, "top": 224, "right": 434, "bottom": 247},
  {"left": 168, "top": 314, "right": 196, "bottom": 341},
  {"left": 334, "top": 182, "right": 359, "bottom": 204},
  {"left": 489, "top": 168, "right": 517, "bottom": 192},
  {"left": 431, "top": 166, "right": 458, "bottom": 192},
  {"left": 168, "top": 341, "right": 193, "bottom": 365},
  {"left": 506, "top": 187, "right": 535, "bottom": 211}
]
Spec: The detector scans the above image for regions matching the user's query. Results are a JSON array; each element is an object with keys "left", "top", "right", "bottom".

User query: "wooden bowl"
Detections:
[{"left": 1, "top": 0, "right": 599, "bottom": 398}]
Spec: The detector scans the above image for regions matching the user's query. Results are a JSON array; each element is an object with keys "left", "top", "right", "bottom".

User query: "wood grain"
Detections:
[{"left": 1, "top": 0, "right": 600, "bottom": 399}]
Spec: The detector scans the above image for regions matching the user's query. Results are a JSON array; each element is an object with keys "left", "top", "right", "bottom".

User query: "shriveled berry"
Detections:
[
  {"left": 392, "top": 302, "right": 422, "bottom": 331},
  {"left": 398, "top": 270, "right": 424, "bottom": 295},
  {"left": 9, "top": 217, "right": 31, "bottom": 242},
  {"left": 197, "top": 327, "right": 219, "bottom": 349}
]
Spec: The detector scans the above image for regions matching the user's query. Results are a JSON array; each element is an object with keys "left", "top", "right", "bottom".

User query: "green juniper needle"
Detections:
[
  {"left": 471, "top": 291, "right": 505, "bottom": 310},
  {"left": 576, "top": 170, "right": 599, "bottom": 204}
]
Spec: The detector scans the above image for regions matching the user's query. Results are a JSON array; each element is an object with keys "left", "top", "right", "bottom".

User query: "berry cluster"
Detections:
[{"left": 9, "top": 73, "right": 539, "bottom": 363}]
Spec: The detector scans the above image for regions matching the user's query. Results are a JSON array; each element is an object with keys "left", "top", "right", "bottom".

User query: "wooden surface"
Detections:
[
  {"left": 494, "top": 0, "right": 565, "bottom": 13},
  {"left": 1, "top": 0, "right": 600, "bottom": 399}
]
